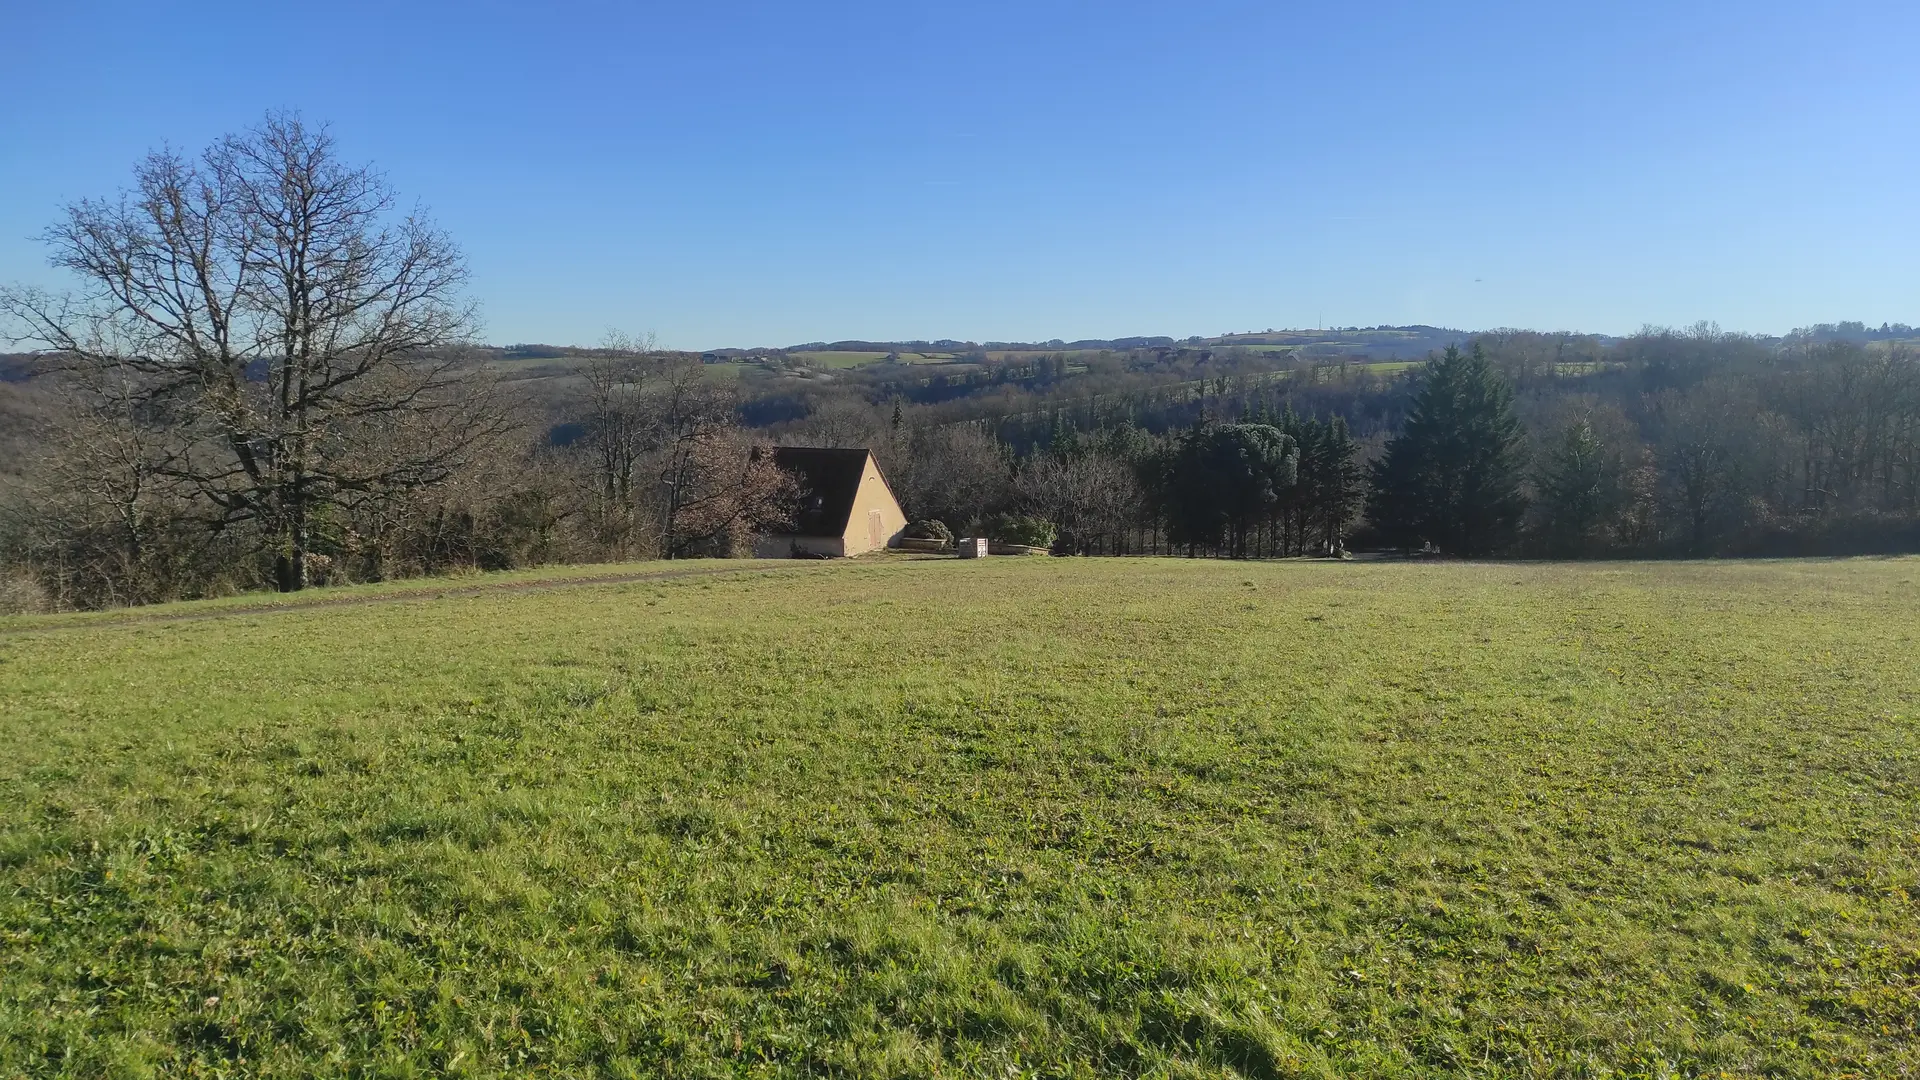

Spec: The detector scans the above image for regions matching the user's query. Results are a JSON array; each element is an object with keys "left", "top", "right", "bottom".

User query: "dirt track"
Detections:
[{"left": 0, "top": 561, "right": 830, "bottom": 635}]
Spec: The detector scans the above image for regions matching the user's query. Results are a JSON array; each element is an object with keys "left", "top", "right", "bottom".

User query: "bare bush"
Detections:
[
  {"left": 0, "top": 572, "right": 49, "bottom": 615},
  {"left": 574, "top": 334, "right": 796, "bottom": 559}
]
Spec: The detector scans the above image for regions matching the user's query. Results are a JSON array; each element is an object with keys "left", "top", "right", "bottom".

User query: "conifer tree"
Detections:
[
  {"left": 1272, "top": 405, "right": 1306, "bottom": 554},
  {"left": 1311, "top": 415, "right": 1367, "bottom": 554},
  {"left": 1045, "top": 410, "right": 1080, "bottom": 458},
  {"left": 1367, "top": 343, "right": 1527, "bottom": 554},
  {"left": 1165, "top": 423, "right": 1297, "bottom": 557},
  {"left": 1535, "top": 415, "right": 1625, "bottom": 556}
]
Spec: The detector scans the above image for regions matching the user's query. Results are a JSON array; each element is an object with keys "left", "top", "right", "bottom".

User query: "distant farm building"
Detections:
[{"left": 755, "top": 447, "right": 907, "bottom": 558}]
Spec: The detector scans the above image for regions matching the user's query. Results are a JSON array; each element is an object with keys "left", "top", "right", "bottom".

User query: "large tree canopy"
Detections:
[
  {"left": 1367, "top": 343, "right": 1527, "bottom": 555},
  {"left": 1, "top": 113, "right": 508, "bottom": 591},
  {"left": 1165, "top": 422, "right": 1298, "bottom": 558}
]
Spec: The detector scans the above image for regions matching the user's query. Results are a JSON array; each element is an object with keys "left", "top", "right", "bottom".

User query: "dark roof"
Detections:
[{"left": 772, "top": 446, "right": 873, "bottom": 536}]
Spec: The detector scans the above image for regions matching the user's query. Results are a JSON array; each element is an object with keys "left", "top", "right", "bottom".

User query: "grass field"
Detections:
[
  {"left": 794, "top": 352, "right": 876, "bottom": 368},
  {"left": 2, "top": 558, "right": 1917, "bottom": 1077},
  {"left": 788, "top": 352, "right": 959, "bottom": 369},
  {"left": 789, "top": 351, "right": 891, "bottom": 369}
]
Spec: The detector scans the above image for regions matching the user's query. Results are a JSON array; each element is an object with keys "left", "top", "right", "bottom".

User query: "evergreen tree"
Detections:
[
  {"left": 1311, "top": 415, "right": 1366, "bottom": 554},
  {"left": 1284, "top": 412, "right": 1321, "bottom": 555},
  {"left": 1534, "top": 414, "right": 1631, "bottom": 556},
  {"left": 1165, "top": 423, "right": 1297, "bottom": 557},
  {"left": 1367, "top": 343, "right": 1527, "bottom": 554},
  {"left": 1045, "top": 410, "right": 1081, "bottom": 458},
  {"left": 1269, "top": 405, "right": 1302, "bottom": 554}
]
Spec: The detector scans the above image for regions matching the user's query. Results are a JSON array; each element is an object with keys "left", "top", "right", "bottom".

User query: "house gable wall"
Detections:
[{"left": 839, "top": 458, "right": 908, "bottom": 555}]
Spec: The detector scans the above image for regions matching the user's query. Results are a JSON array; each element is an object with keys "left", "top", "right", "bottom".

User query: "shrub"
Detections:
[
  {"left": 0, "top": 572, "right": 49, "bottom": 615},
  {"left": 903, "top": 519, "right": 953, "bottom": 543},
  {"left": 986, "top": 514, "right": 1056, "bottom": 549}
]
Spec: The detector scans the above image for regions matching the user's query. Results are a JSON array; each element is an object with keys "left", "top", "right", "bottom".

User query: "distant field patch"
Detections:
[
  {"left": 790, "top": 351, "right": 891, "bottom": 368},
  {"left": 475, "top": 355, "right": 581, "bottom": 374},
  {"left": 2, "top": 558, "right": 1916, "bottom": 1076},
  {"left": 786, "top": 351, "right": 963, "bottom": 369}
]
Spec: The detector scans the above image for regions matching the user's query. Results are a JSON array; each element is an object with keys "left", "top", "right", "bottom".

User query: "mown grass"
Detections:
[{"left": 1, "top": 558, "right": 1916, "bottom": 1077}]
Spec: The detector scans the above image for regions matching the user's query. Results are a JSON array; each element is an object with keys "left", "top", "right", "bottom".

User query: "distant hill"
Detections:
[
  {"left": 717, "top": 327, "right": 1469, "bottom": 358},
  {"left": 0, "top": 354, "right": 41, "bottom": 382},
  {"left": 7, "top": 321, "right": 1909, "bottom": 454}
]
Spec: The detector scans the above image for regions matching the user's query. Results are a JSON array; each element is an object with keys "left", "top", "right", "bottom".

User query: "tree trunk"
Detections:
[{"left": 275, "top": 485, "right": 309, "bottom": 592}]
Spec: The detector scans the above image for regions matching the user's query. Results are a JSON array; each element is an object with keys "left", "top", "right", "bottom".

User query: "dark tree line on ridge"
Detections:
[
  {"left": 825, "top": 331, "right": 1920, "bottom": 562},
  {"left": 4, "top": 116, "right": 1919, "bottom": 611}
]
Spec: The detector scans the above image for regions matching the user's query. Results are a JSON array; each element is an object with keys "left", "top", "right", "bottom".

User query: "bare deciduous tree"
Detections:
[
  {"left": 574, "top": 333, "right": 795, "bottom": 558},
  {"left": 669, "top": 437, "right": 799, "bottom": 557},
  {"left": 1, "top": 113, "right": 511, "bottom": 591},
  {"left": 900, "top": 423, "right": 1011, "bottom": 530},
  {"left": 580, "top": 330, "right": 659, "bottom": 556},
  {"left": 648, "top": 352, "right": 767, "bottom": 556},
  {"left": 1016, "top": 449, "right": 1139, "bottom": 555}
]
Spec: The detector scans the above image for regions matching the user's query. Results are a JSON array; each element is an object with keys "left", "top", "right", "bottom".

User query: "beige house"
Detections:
[{"left": 754, "top": 447, "right": 908, "bottom": 558}]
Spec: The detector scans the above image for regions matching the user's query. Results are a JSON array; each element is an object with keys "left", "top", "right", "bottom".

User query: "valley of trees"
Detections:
[{"left": 4, "top": 117, "right": 1919, "bottom": 611}]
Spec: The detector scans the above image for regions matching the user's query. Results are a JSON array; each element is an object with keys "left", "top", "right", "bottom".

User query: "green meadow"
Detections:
[
  {"left": 788, "top": 351, "right": 890, "bottom": 368},
  {"left": 1, "top": 558, "right": 1916, "bottom": 1077},
  {"left": 788, "top": 351, "right": 959, "bottom": 369}
]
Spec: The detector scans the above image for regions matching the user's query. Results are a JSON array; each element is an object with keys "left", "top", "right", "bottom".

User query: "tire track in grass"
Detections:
[{"left": 0, "top": 559, "right": 943, "bottom": 636}]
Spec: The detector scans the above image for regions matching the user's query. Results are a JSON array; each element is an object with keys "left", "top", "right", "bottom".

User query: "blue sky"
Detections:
[{"left": 4, "top": 1, "right": 1916, "bottom": 348}]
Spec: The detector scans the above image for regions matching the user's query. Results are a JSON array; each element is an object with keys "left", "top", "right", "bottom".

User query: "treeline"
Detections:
[
  {"left": 779, "top": 332, "right": 1920, "bottom": 561},
  {"left": 740, "top": 341, "right": 1368, "bottom": 431},
  {"left": 812, "top": 407, "right": 1369, "bottom": 560},
  {"left": 4, "top": 116, "right": 1919, "bottom": 613}
]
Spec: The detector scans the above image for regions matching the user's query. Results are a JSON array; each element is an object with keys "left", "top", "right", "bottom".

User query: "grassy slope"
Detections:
[
  {"left": 791, "top": 351, "right": 893, "bottom": 369},
  {"left": 1, "top": 558, "right": 1916, "bottom": 1077},
  {"left": 0, "top": 560, "right": 709, "bottom": 629},
  {"left": 788, "top": 352, "right": 959, "bottom": 369}
]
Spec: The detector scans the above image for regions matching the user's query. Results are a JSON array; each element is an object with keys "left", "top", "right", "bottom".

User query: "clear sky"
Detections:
[{"left": 4, "top": 1, "right": 1916, "bottom": 349}]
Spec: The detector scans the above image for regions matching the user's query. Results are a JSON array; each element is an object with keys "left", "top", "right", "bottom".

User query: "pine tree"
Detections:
[
  {"left": 1287, "top": 413, "right": 1323, "bottom": 555},
  {"left": 1046, "top": 410, "right": 1079, "bottom": 458},
  {"left": 1535, "top": 415, "right": 1623, "bottom": 556},
  {"left": 1312, "top": 415, "right": 1366, "bottom": 554},
  {"left": 1273, "top": 405, "right": 1305, "bottom": 554},
  {"left": 1165, "top": 423, "right": 1297, "bottom": 558},
  {"left": 1367, "top": 343, "right": 1527, "bottom": 554}
]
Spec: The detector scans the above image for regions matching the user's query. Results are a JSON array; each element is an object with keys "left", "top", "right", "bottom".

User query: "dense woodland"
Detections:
[{"left": 3, "top": 118, "right": 1918, "bottom": 611}]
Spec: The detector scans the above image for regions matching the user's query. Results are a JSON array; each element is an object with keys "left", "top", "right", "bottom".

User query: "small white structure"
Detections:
[{"left": 956, "top": 537, "right": 989, "bottom": 558}]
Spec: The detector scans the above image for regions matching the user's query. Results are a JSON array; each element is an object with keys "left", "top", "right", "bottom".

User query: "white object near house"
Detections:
[{"left": 957, "top": 537, "right": 989, "bottom": 558}]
